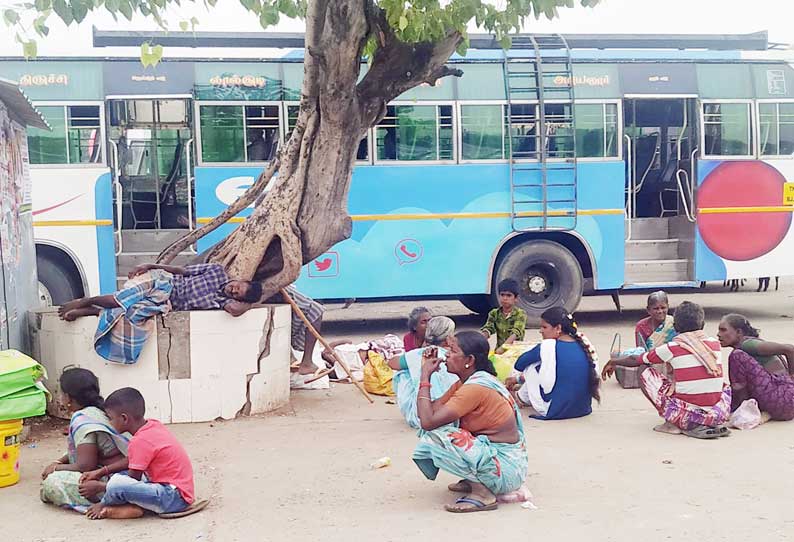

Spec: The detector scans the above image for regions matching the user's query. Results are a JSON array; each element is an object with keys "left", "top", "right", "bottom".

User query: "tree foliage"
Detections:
[{"left": 4, "top": 0, "right": 598, "bottom": 61}]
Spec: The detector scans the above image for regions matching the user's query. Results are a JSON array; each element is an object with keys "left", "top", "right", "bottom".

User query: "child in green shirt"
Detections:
[{"left": 480, "top": 279, "right": 527, "bottom": 354}]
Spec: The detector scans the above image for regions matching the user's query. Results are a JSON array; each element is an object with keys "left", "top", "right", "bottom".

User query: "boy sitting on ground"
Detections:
[
  {"left": 480, "top": 279, "right": 528, "bottom": 355},
  {"left": 83, "top": 387, "right": 194, "bottom": 519}
]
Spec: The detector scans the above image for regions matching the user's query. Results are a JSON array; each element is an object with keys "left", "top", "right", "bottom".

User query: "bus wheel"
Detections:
[
  {"left": 458, "top": 294, "right": 492, "bottom": 315},
  {"left": 495, "top": 240, "right": 583, "bottom": 321},
  {"left": 36, "top": 252, "right": 84, "bottom": 306}
]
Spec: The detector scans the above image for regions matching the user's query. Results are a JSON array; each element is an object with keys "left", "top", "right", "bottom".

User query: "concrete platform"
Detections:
[{"left": 28, "top": 305, "right": 291, "bottom": 423}]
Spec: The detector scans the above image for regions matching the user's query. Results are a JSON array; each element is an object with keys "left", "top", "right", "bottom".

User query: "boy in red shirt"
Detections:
[{"left": 84, "top": 387, "right": 194, "bottom": 519}]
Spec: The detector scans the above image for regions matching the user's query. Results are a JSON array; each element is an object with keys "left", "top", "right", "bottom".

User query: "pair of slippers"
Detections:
[{"left": 682, "top": 425, "right": 731, "bottom": 440}]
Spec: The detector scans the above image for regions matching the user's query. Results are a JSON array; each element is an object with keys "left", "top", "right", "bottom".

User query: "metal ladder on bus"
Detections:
[{"left": 503, "top": 34, "right": 578, "bottom": 232}]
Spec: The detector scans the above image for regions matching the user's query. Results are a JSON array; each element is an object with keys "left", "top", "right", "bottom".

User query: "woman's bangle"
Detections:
[
  {"left": 102, "top": 466, "right": 110, "bottom": 476},
  {"left": 417, "top": 396, "right": 432, "bottom": 402},
  {"left": 419, "top": 382, "right": 432, "bottom": 390}
]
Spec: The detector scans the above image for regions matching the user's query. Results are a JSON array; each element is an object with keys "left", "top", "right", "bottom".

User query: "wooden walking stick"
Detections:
[{"left": 280, "top": 288, "right": 374, "bottom": 404}]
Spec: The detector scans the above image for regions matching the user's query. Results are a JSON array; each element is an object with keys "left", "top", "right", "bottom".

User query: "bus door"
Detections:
[
  {"left": 107, "top": 98, "right": 195, "bottom": 281},
  {"left": 623, "top": 97, "right": 699, "bottom": 285}
]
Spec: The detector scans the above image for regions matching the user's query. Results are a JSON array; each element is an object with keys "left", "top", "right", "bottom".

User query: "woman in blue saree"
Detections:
[
  {"left": 40, "top": 369, "right": 129, "bottom": 512},
  {"left": 413, "top": 331, "right": 528, "bottom": 513}
]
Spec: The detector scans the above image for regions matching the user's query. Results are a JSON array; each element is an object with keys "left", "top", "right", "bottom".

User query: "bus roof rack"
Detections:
[{"left": 92, "top": 28, "right": 774, "bottom": 52}]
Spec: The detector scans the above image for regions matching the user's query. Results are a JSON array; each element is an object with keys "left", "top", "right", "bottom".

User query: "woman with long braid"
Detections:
[{"left": 507, "top": 307, "right": 600, "bottom": 420}]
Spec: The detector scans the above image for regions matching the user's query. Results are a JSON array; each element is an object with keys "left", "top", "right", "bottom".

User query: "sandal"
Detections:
[
  {"left": 716, "top": 425, "right": 732, "bottom": 437},
  {"left": 447, "top": 480, "right": 472, "bottom": 493},
  {"left": 444, "top": 497, "right": 498, "bottom": 513},
  {"left": 159, "top": 499, "right": 210, "bottom": 519},
  {"left": 682, "top": 425, "right": 720, "bottom": 440}
]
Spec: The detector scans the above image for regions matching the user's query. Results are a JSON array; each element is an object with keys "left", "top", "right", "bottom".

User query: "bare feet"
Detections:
[
  {"left": 86, "top": 503, "right": 144, "bottom": 520},
  {"left": 297, "top": 361, "right": 320, "bottom": 375},
  {"left": 78, "top": 480, "right": 107, "bottom": 501},
  {"left": 653, "top": 421, "right": 682, "bottom": 435}
]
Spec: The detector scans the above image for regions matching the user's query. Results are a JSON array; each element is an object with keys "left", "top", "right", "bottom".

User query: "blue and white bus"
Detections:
[{"left": 3, "top": 31, "right": 793, "bottom": 318}]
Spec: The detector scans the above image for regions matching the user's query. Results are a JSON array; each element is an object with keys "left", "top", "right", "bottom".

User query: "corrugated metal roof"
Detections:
[{"left": 0, "top": 77, "right": 49, "bottom": 129}]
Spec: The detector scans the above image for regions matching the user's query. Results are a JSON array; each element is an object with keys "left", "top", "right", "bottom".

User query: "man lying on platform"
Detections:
[{"left": 58, "top": 262, "right": 262, "bottom": 364}]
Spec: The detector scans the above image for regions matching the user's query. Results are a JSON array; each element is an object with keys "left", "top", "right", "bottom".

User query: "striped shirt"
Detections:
[{"left": 641, "top": 337, "right": 724, "bottom": 407}]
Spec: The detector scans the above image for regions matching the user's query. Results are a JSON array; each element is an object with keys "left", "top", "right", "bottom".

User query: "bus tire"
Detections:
[
  {"left": 36, "top": 252, "right": 83, "bottom": 306},
  {"left": 494, "top": 240, "right": 583, "bottom": 321},
  {"left": 458, "top": 294, "right": 492, "bottom": 315}
]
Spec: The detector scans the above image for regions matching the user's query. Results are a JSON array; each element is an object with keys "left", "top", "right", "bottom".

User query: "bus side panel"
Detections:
[
  {"left": 574, "top": 161, "right": 626, "bottom": 291},
  {"left": 194, "top": 166, "right": 258, "bottom": 252},
  {"left": 94, "top": 172, "right": 117, "bottom": 294},
  {"left": 195, "top": 162, "right": 626, "bottom": 298},
  {"left": 31, "top": 168, "right": 110, "bottom": 296},
  {"left": 695, "top": 159, "right": 794, "bottom": 282}
]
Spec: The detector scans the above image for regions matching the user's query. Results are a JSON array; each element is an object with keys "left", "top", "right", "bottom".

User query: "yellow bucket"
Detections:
[{"left": 0, "top": 419, "right": 22, "bottom": 488}]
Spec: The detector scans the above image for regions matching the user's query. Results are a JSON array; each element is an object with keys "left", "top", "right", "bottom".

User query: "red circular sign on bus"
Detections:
[{"left": 698, "top": 161, "right": 791, "bottom": 261}]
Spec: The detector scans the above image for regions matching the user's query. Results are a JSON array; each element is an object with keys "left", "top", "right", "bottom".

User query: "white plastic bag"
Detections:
[{"left": 729, "top": 399, "right": 762, "bottom": 430}]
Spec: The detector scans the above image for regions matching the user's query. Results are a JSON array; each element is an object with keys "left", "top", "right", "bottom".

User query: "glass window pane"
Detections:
[
  {"left": 508, "top": 104, "right": 537, "bottom": 159},
  {"left": 67, "top": 105, "right": 102, "bottom": 164},
  {"left": 779, "top": 103, "right": 794, "bottom": 155},
  {"left": 759, "top": 103, "right": 778, "bottom": 156},
  {"left": 461, "top": 105, "right": 504, "bottom": 160},
  {"left": 438, "top": 105, "right": 453, "bottom": 161},
  {"left": 377, "top": 105, "right": 440, "bottom": 161},
  {"left": 200, "top": 105, "right": 244, "bottom": 163},
  {"left": 703, "top": 103, "right": 751, "bottom": 156},
  {"left": 545, "top": 103, "right": 574, "bottom": 159},
  {"left": 28, "top": 106, "right": 68, "bottom": 164},
  {"left": 572, "top": 103, "right": 618, "bottom": 158},
  {"left": 605, "top": 103, "right": 619, "bottom": 157},
  {"left": 244, "top": 105, "right": 280, "bottom": 161}
]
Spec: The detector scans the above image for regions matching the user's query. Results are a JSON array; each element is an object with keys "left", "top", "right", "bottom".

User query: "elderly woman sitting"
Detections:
[
  {"left": 390, "top": 316, "right": 459, "bottom": 429},
  {"left": 403, "top": 307, "right": 432, "bottom": 352},
  {"left": 602, "top": 301, "right": 732, "bottom": 439},
  {"left": 413, "top": 331, "right": 527, "bottom": 513}
]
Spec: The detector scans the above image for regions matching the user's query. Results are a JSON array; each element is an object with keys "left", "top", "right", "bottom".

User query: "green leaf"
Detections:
[
  {"left": 190, "top": 15, "right": 199, "bottom": 29},
  {"left": 52, "top": 0, "right": 72, "bottom": 23},
  {"left": 33, "top": 15, "right": 49, "bottom": 35},
  {"left": 398, "top": 14, "right": 408, "bottom": 31},
  {"left": 178, "top": 19, "right": 188, "bottom": 31},
  {"left": 3, "top": 9, "right": 20, "bottom": 25},
  {"left": 34, "top": 0, "right": 52, "bottom": 11},
  {"left": 277, "top": 0, "right": 299, "bottom": 18},
  {"left": 118, "top": 0, "right": 132, "bottom": 19},
  {"left": 71, "top": 0, "right": 88, "bottom": 23},
  {"left": 259, "top": 4, "right": 279, "bottom": 27},
  {"left": 22, "top": 39, "right": 38, "bottom": 58}
]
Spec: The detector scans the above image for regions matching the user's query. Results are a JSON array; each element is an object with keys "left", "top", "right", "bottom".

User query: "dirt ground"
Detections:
[{"left": 5, "top": 282, "right": 794, "bottom": 542}]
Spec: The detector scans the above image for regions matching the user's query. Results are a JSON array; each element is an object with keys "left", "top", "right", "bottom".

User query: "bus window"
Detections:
[
  {"left": 544, "top": 103, "right": 575, "bottom": 159},
  {"left": 574, "top": 103, "right": 619, "bottom": 158},
  {"left": 759, "top": 102, "right": 794, "bottom": 157},
  {"left": 286, "top": 104, "right": 369, "bottom": 161},
  {"left": 702, "top": 102, "right": 753, "bottom": 157},
  {"left": 198, "top": 103, "right": 280, "bottom": 163},
  {"left": 507, "top": 103, "right": 538, "bottom": 159},
  {"left": 460, "top": 104, "right": 505, "bottom": 160},
  {"left": 28, "top": 105, "right": 102, "bottom": 165},
  {"left": 376, "top": 104, "right": 454, "bottom": 162}
]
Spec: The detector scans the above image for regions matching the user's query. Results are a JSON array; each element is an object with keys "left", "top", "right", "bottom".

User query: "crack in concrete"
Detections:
[{"left": 237, "top": 307, "right": 275, "bottom": 417}]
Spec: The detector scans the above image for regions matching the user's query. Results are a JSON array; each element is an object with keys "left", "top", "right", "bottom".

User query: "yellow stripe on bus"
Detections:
[
  {"left": 32, "top": 220, "right": 113, "bottom": 227},
  {"left": 196, "top": 208, "right": 624, "bottom": 225},
  {"left": 698, "top": 206, "right": 794, "bottom": 214}
]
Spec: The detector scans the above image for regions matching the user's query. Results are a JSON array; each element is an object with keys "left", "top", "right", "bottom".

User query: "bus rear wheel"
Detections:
[
  {"left": 36, "top": 251, "right": 84, "bottom": 306},
  {"left": 494, "top": 240, "right": 583, "bottom": 321}
]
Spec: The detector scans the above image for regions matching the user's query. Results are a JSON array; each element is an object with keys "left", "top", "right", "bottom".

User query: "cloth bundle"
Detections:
[{"left": 0, "top": 350, "right": 48, "bottom": 421}]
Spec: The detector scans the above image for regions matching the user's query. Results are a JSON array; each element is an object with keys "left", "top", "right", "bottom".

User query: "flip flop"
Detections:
[
  {"left": 447, "top": 480, "right": 472, "bottom": 493},
  {"left": 444, "top": 497, "right": 498, "bottom": 513},
  {"left": 716, "top": 425, "right": 732, "bottom": 437},
  {"left": 682, "top": 426, "right": 720, "bottom": 440},
  {"left": 158, "top": 499, "right": 210, "bottom": 519}
]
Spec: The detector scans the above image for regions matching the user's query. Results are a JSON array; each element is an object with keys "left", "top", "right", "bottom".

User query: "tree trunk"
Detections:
[{"left": 158, "top": 1, "right": 463, "bottom": 300}]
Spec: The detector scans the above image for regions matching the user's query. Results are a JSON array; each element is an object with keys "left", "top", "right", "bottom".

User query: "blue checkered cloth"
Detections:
[
  {"left": 93, "top": 270, "right": 174, "bottom": 364},
  {"left": 170, "top": 264, "right": 232, "bottom": 311}
]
